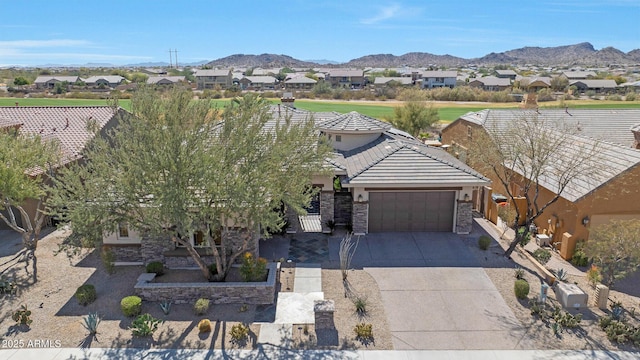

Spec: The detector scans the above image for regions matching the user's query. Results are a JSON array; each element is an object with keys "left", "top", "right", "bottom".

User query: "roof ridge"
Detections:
[{"left": 349, "top": 141, "right": 403, "bottom": 179}]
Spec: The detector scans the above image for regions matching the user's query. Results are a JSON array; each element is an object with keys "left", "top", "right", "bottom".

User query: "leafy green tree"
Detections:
[
  {"left": 388, "top": 101, "right": 438, "bottom": 137},
  {"left": 583, "top": 219, "right": 640, "bottom": 287},
  {"left": 550, "top": 76, "right": 569, "bottom": 92},
  {"left": 128, "top": 73, "right": 149, "bottom": 83},
  {"left": 13, "top": 77, "right": 29, "bottom": 86},
  {"left": 0, "top": 128, "right": 60, "bottom": 282},
  {"left": 51, "top": 88, "right": 331, "bottom": 281},
  {"left": 53, "top": 81, "right": 68, "bottom": 94}
]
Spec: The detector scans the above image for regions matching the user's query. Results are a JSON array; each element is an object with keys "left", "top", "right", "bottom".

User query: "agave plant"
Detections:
[
  {"left": 160, "top": 300, "right": 172, "bottom": 315},
  {"left": 82, "top": 312, "right": 101, "bottom": 335},
  {"left": 553, "top": 268, "right": 568, "bottom": 283}
]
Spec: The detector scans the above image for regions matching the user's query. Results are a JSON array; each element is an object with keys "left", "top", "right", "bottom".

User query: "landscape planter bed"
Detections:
[{"left": 134, "top": 262, "right": 277, "bottom": 304}]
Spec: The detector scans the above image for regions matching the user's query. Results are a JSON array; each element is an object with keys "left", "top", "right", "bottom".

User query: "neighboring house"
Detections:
[
  {"left": 495, "top": 69, "right": 517, "bottom": 80},
  {"left": 570, "top": 79, "right": 618, "bottom": 94},
  {"left": 194, "top": 69, "right": 232, "bottom": 89},
  {"left": 441, "top": 109, "right": 640, "bottom": 259},
  {"left": 102, "top": 106, "right": 489, "bottom": 265},
  {"left": 468, "top": 76, "right": 512, "bottom": 91},
  {"left": 239, "top": 76, "right": 278, "bottom": 91},
  {"left": 560, "top": 70, "right": 597, "bottom": 80},
  {"left": 83, "top": 76, "right": 126, "bottom": 88},
  {"left": 327, "top": 69, "right": 365, "bottom": 88},
  {"left": 522, "top": 76, "right": 551, "bottom": 92},
  {"left": 284, "top": 76, "right": 317, "bottom": 90},
  {"left": 372, "top": 77, "right": 414, "bottom": 87},
  {"left": 422, "top": 71, "right": 457, "bottom": 89},
  {"left": 0, "top": 106, "right": 125, "bottom": 229},
  {"left": 620, "top": 80, "right": 640, "bottom": 92},
  {"left": 34, "top": 76, "right": 81, "bottom": 89},
  {"left": 146, "top": 76, "right": 186, "bottom": 86}
]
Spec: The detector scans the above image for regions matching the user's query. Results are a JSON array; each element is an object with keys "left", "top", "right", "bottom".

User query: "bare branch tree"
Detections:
[{"left": 339, "top": 232, "right": 360, "bottom": 298}]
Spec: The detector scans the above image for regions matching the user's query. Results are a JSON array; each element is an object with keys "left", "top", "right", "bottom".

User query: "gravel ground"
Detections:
[{"left": 468, "top": 219, "right": 640, "bottom": 351}]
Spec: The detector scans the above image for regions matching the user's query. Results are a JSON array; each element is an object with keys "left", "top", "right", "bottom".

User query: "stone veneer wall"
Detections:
[
  {"left": 352, "top": 201, "right": 368, "bottom": 235},
  {"left": 285, "top": 206, "right": 301, "bottom": 233},
  {"left": 164, "top": 255, "right": 216, "bottom": 269},
  {"left": 320, "top": 191, "right": 334, "bottom": 233},
  {"left": 456, "top": 201, "right": 473, "bottom": 234},
  {"left": 108, "top": 245, "right": 143, "bottom": 263},
  {"left": 334, "top": 192, "right": 353, "bottom": 225},
  {"left": 140, "top": 235, "right": 175, "bottom": 265},
  {"left": 134, "top": 263, "right": 277, "bottom": 304}
]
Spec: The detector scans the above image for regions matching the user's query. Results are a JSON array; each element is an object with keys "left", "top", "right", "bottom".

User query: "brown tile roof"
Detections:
[{"left": 0, "top": 106, "right": 123, "bottom": 168}]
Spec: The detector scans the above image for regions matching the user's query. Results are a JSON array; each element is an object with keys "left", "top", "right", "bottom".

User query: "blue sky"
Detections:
[{"left": 1, "top": 0, "right": 638, "bottom": 66}]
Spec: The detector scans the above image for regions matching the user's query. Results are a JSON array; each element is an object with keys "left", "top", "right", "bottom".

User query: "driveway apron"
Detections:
[{"left": 353, "top": 232, "right": 525, "bottom": 350}]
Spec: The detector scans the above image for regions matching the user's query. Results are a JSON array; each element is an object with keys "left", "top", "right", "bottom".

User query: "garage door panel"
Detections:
[{"left": 368, "top": 191, "right": 455, "bottom": 232}]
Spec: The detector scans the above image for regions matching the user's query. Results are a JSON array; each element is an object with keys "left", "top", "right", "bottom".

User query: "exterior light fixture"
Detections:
[
  {"left": 582, "top": 216, "right": 590, "bottom": 226},
  {"left": 357, "top": 194, "right": 363, "bottom": 202},
  {"left": 464, "top": 193, "right": 469, "bottom": 201}
]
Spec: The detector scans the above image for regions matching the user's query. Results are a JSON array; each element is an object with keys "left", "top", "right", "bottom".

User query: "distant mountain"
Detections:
[
  {"left": 305, "top": 59, "right": 340, "bottom": 65},
  {"left": 203, "top": 43, "right": 639, "bottom": 69},
  {"left": 206, "top": 54, "right": 317, "bottom": 68}
]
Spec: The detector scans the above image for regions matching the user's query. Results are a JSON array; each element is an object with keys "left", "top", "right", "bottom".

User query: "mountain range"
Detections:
[{"left": 205, "top": 43, "right": 640, "bottom": 68}]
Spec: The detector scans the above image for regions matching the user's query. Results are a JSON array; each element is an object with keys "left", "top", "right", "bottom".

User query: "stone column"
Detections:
[
  {"left": 456, "top": 200, "right": 473, "bottom": 234},
  {"left": 314, "top": 300, "right": 335, "bottom": 329},
  {"left": 320, "top": 191, "right": 335, "bottom": 233},
  {"left": 140, "top": 235, "right": 175, "bottom": 265},
  {"left": 352, "top": 201, "right": 368, "bottom": 235}
]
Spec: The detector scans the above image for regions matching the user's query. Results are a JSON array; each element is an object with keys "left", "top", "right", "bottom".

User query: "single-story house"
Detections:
[
  {"left": 83, "top": 76, "right": 126, "bottom": 88},
  {"left": 441, "top": 109, "right": 640, "bottom": 259},
  {"left": 373, "top": 77, "right": 414, "bottom": 87},
  {"left": 560, "top": 71, "right": 597, "bottom": 80},
  {"left": 517, "top": 76, "right": 551, "bottom": 92},
  {"left": 34, "top": 76, "right": 81, "bottom": 89},
  {"left": 422, "top": 71, "right": 457, "bottom": 89},
  {"left": 146, "top": 76, "right": 186, "bottom": 85},
  {"left": 570, "top": 79, "right": 618, "bottom": 94},
  {"left": 0, "top": 106, "right": 125, "bottom": 229},
  {"left": 284, "top": 76, "right": 317, "bottom": 90},
  {"left": 468, "top": 76, "right": 512, "bottom": 91},
  {"left": 239, "top": 76, "right": 278, "bottom": 91},
  {"left": 495, "top": 69, "right": 517, "bottom": 80},
  {"left": 102, "top": 106, "right": 489, "bottom": 265}
]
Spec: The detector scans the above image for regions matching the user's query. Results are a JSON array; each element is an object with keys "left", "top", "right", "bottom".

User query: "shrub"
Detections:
[
  {"left": 130, "top": 313, "right": 162, "bottom": 337},
  {"left": 146, "top": 261, "right": 164, "bottom": 275},
  {"left": 570, "top": 246, "right": 589, "bottom": 267},
  {"left": 606, "top": 94, "right": 622, "bottom": 101},
  {"left": 478, "top": 235, "right": 492, "bottom": 250},
  {"left": 121, "top": 296, "right": 142, "bottom": 317},
  {"left": 626, "top": 92, "right": 637, "bottom": 101},
  {"left": 587, "top": 265, "right": 602, "bottom": 288},
  {"left": 532, "top": 248, "right": 551, "bottom": 265},
  {"left": 198, "top": 319, "right": 212, "bottom": 333},
  {"left": 82, "top": 312, "right": 101, "bottom": 335},
  {"left": 354, "top": 323, "right": 373, "bottom": 340},
  {"left": 514, "top": 266, "right": 525, "bottom": 280},
  {"left": 229, "top": 323, "right": 249, "bottom": 343},
  {"left": 239, "top": 252, "right": 268, "bottom": 282},
  {"left": 75, "top": 284, "right": 97, "bottom": 306},
  {"left": 194, "top": 298, "right": 210, "bottom": 315},
  {"left": 208, "top": 263, "right": 218, "bottom": 277},
  {"left": 514, "top": 279, "right": 530, "bottom": 300},
  {"left": 12, "top": 305, "right": 32, "bottom": 327}
]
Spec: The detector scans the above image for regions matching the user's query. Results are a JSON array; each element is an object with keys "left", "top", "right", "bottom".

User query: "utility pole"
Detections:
[
  {"left": 168, "top": 49, "right": 173, "bottom": 68},
  {"left": 174, "top": 49, "right": 178, "bottom": 69}
]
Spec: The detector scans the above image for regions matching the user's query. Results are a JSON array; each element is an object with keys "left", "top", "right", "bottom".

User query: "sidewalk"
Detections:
[{"left": 1, "top": 348, "right": 638, "bottom": 359}]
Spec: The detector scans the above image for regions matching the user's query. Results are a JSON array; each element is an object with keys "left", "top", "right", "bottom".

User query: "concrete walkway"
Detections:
[
  {"left": 2, "top": 348, "right": 638, "bottom": 359},
  {"left": 258, "top": 263, "right": 323, "bottom": 346}
]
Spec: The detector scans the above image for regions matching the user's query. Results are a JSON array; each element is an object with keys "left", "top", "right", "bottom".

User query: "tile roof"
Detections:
[
  {"left": 243, "top": 76, "right": 277, "bottom": 84},
  {"left": 146, "top": 76, "right": 185, "bottom": 84},
  {"left": 0, "top": 106, "right": 122, "bottom": 168},
  {"left": 470, "top": 76, "right": 512, "bottom": 86},
  {"left": 422, "top": 71, "right": 458, "bottom": 78},
  {"left": 285, "top": 77, "right": 317, "bottom": 84},
  {"left": 341, "top": 135, "right": 489, "bottom": 187},
  {"left": 329, "top": 70, "right": 363, "bottom": 77},
  {"left": 318, "top": 112, "right": 391, "bottom": 132},
  {"left": 455, "top": 109, "right": 640, "bottom": 202},
  {"left": 34, "top": 76, "right": 80, "bottom": 84},
  {"left": 570, "top": 79, "right": 617, "bottom": 88},
  {"left": 83, "top": 75, "right": 125, "bottom": 84},
  {"left": 373, "top": 77, "right": 413, "bottom": 85},
  {"left": 194, "top": 69, "right": 231, "bottom": 77}
]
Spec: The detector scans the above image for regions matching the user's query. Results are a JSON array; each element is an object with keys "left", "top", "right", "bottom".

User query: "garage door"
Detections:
[{"left": 368, "top": 191, "right": 455, "bottom": 232}]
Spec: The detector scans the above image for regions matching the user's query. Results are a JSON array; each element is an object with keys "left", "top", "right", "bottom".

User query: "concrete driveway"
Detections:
[{"left": 329, "top": 232, "right": 526, "bottom": 350}]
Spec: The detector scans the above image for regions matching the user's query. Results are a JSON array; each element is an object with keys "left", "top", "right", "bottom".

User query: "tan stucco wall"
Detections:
[
  {"left": 104, "top": 227, "right": 142, "bottom": 245},
  {"left": 325, "top": 132, "right": 381, "bottom": 151}
]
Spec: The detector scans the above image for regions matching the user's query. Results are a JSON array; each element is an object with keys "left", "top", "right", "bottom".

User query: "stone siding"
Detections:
[
  {"left": 140, "top": 235, "right": 175, "bottom": 265},
  {"left": 352, "top": 201, "right": 368, "bottom": 235},
  {"left": 314, "top": 300, "right": 335, "bottom": 329},
  {"left": 108, "top": 245, "right": 143, "bottom": 263},
  {"left": 320, "top": 191, "right": 334, "bottom": 233},
  {"left": 164, "top": 255, "right": 216, "bottom": 269},
  {"left": 456, "top": 200, "right": 473, "bottom": 234},
  {"left": 334, "top": 192, "right": 353, "bottom": 225},
  {"left": 134, "top": 263, "right": 277, "bottom": 304}
]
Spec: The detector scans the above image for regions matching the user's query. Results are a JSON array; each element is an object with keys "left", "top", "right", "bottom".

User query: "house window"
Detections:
[
  {"left": 177, "top": 228, "right": 222, "bottom": 248},
  {"left": 335, "top": 135, "right": 342, "bottom": 142},
  {"left": 118, "top": 223, "right": 129, "bottom": 238},
  {"left": 467, "top": 125, "right": 472, "bottom": 139}
]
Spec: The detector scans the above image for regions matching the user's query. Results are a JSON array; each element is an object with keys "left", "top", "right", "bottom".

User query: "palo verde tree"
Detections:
[
  {"left": 50, "top": 87, "right": 331, "bottom": 281},
  {"left": 0, "top": 127, "right": 60, "bottom": 281},
  {"left": 582, "top": 219, "right": 640, "bottom": 287},
  {"left": 468, "top": 113, "right": 601, "bottom": 257}
]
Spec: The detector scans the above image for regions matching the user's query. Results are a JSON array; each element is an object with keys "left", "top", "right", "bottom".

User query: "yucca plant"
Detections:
[
  {"left": 82, "top": 312, "right": 101, "bottom": 335},
  {"left": 552, "top": 268, "right": 568, "bottom": 283}
]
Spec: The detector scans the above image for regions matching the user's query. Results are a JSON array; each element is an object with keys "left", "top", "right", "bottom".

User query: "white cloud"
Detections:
[
  {"left": 0, "top": 39, "right": 91, "bottom": 49},
  {"left": 361, "top": 4, "right": 401, "bottom": 25}
]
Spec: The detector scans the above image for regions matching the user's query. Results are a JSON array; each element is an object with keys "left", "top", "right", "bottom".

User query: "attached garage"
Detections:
[{"left": 368, "top": 191, "right": 455, "bottom": 232}]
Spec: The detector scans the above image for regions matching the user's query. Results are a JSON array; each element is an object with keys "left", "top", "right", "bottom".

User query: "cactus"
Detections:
[
  {"left": 82, "top": 312, "right": 101, "bottom": 335},
  {"left": 159, "top": 300, "right": 172, "bottom": 315}
]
